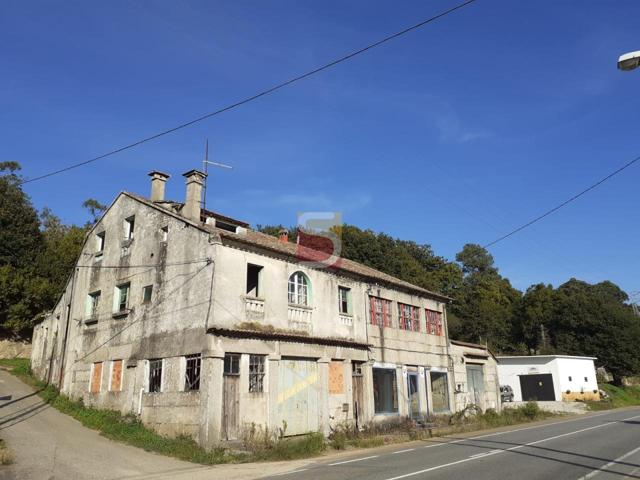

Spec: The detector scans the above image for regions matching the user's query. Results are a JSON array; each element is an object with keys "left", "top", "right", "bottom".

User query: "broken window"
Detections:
[
  {"left": 96, "top": 232, "right": 105, "bottom": 255},
  {"left": 114, "top": 283, "right": 130, "bottom": 312},
  {"left": 110, "top": 359, "right": 123, "bottom": 392},
  {"left": 398, "top": 303, "right": 420, "bottom": 331},
  {"left": 338, "top": 286, "right": 351, "bottom": 315},
  {"left": 124, "top": 216, "right": 135, "bottom": 240},
  {"left": 249, "top": 355, "right": 265, "bottom": 393},
  {"left": 288, "top": 271, "right": 310, "bottom": 306},
  {"left": 246, "top": 264, "right": 263, "bottom": 298},
  {"left": 369, "top": 296, "right": 392, "bottom": 327},
  {"left": 90, "top": 361, "right": 103, "bottom": 393},
  {"left": 224, "top": 354, "right": 240, "bottom": 375},
  {"left": 184, "top": 354, "right": 201, "bottom": 391},
  {"left": 373, "top": 368, "right": 398, "bottom": 414},
  {"left": 430, "top": 371, "right": 450, "bottom": 412},
  {"left": 86, "top": 291, "right": 101, "bottom": 319},
  {"left": 142, "top": 285, "right": 153, "bottom": 304},
  {"left": 425, "top": 309, "right": 443, "bottom": 336},
  {"left": 352, "top": 361, "right": 364, "bottom": 376},
  {"left": 148, "top": 359, "right": 163, "bottom": 393}
]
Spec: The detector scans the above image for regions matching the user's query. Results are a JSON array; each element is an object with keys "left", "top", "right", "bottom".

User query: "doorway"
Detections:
[
  {"left": 407, "top": 371, "right": 421, "bottom": 420},
  {"left": 222, "top": 354, "right": 240, "bottom": 440}
]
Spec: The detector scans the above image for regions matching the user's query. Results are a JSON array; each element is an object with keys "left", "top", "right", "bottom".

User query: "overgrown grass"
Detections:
[
  {"left": 586, "top": 384, "right": 640, "bottom": 411},
  {"left": 0, "top": 438, "right": 13, "bottom": 465},
  {"left": 0, "top": 359, "right": 326, "bottom": 464}
]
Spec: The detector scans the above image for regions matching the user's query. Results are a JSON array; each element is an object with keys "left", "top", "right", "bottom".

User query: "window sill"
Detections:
[
  {"left": 84, "top": 318, "right": 98, "bottom": 326},
  {"left": 339, "top": 312, "right": 353, "bottom": 317},
  {"left": 244, "top": 295, "right": 265, "bottom": 302},
  {"left": 94, "top": 253, "right": 103, "bottom": 262},
  {"left": 112, "top": 309, "right": 131, "bottom": 319}
]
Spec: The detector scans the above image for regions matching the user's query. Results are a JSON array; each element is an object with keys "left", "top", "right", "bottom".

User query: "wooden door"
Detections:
[
  {"left": 222, "top": 374, "right": 240, "bottom": 440},
  {"left": 352, "top": 372, "right": 364, "bottom": 428}
]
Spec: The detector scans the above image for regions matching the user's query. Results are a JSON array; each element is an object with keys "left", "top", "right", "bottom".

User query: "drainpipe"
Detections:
[{"left": 58, "top": 267, "right": 78, "bottom": 390}]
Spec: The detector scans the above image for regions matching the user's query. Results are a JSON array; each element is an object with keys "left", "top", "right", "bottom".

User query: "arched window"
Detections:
[{"left": 288, "top": 272, "right": 310, "bottom": 306}]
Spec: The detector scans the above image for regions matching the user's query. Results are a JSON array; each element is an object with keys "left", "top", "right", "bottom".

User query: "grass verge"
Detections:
[
  {"left": 0, "top": 359, "right": 325, "bottom": 464},
  {"left": 586, "top": 384, "right": 640, "bottom": 411}
]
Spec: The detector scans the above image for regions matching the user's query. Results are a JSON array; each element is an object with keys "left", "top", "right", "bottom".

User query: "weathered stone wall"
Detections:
[{"left": 0, "top": 340, "right": 32, "bottom": 359}]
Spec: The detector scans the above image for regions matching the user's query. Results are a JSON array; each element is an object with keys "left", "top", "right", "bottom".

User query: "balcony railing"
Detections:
[{"left": 244, "top": 297, "right": 265, "bottom": 320}]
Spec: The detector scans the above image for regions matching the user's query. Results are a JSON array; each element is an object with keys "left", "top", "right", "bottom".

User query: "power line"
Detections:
[
  {"left": 18, "top": 0, "right": 477, "bottom": 186},
  {"left": 483, "top": 154, "right": 640, "bottom": 249}
]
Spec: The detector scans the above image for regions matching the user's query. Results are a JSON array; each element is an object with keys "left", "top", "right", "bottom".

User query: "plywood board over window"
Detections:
[
  {"left": 329, "top": 361, "right": 345, "bottom": 394},
  {"left": 110, "top": 360, "right": 122, "bottom": 391},
  {"left": 91, "top": 362, "right": 103, "bottom": 393}
]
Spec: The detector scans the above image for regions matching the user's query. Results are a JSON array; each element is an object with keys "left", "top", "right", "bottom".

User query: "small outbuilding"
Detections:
[{"left": 497, "top": 355, "right": 600, "bottom": 402}]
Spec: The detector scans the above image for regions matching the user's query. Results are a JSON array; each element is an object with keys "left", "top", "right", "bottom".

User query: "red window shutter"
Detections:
[
  {"left": 383, "top": 300, "right": 390, "bottom": 327},
  {"left": 369, "top": 297, "right": 376, "bottom": 326},
  {"left": 413, "top": 307, "right": 420, "bottom": 332}
]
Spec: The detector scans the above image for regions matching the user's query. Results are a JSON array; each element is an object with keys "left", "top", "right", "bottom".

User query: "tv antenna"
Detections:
[{"left": 202, "top": 139, "right": 233, "bottom": 211}]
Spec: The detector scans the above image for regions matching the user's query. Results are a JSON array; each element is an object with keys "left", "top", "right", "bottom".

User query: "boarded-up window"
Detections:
[
  {"left": 110, "top": 360, "right": 122, "bottom": 391},
  {"left": 90, "top": 362, "right": 103, "bottom": 393},
  {"left": 329, "top": 361, "right": 344, "bottom": 394}
]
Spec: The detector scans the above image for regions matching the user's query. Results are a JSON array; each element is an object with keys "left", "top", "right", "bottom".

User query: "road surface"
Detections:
[{"left": 262, "top": 407, "right": 640, "bottom": 480}]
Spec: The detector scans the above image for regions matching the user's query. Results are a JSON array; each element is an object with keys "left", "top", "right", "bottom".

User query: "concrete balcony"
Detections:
[
  {"left": 244, "top": 297, "right": 265, "bottom": 320},
  {"left": 287, "top": 304, "right": 312, "bottom": 332}
]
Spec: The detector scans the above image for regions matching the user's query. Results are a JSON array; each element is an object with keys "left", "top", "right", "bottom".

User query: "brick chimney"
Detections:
[
  {"left": 148, "top": 171, "right": 170, "bottom": 202},
  {"left": 278, "top": 228, "right": 289, "bottom": 243},
  {"left": 182, "top": 169, "right": 207, "bottom": 222}
]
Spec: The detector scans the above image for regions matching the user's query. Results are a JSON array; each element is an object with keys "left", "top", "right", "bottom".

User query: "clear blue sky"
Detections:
[{"left": 2, "top": 0, "right": 639, "bottom": 294}]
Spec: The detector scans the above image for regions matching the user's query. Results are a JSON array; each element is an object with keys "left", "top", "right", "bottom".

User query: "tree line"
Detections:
[
  {"left": 0, "top": 163, "right": 105, "bottom": 336},
  {"left": 2, "top": 163, "right": 638, "bottom": 383}
]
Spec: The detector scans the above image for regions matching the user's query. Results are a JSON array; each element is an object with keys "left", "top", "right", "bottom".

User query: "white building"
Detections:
[
  {"left": 497, "top": 355, "right": 600, "bottom": 402},
  {"left": 31, "top": 169, "right": 500, "bottom": 447}
]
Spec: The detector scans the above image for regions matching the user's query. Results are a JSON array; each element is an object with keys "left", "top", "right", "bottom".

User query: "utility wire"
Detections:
[
  {"left": 18, "top": 0, "right": 477, "bottom": 186},
  {"left": 483, "top": 154, "right": 640, "bottom": 249},
  {"left": 75, "top": 258, "right": 211, "bottom": 269}
]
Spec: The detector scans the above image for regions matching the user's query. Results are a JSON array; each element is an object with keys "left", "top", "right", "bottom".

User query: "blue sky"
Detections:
[{"left": 2, "top": 0, "right": 639, "bottom": 294}]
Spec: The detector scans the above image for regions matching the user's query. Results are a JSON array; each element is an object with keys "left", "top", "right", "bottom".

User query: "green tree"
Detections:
[{"left": 515, "top": 284, "right": 555, "bottom": 354}]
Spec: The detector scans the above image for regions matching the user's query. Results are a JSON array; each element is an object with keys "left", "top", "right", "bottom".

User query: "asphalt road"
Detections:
[{"left": 263, "top": 407, "right": 640, "bottom": 480}]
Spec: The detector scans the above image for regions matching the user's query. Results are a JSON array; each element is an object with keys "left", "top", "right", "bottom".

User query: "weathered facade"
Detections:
[{"left": 31, "top": 170, "right": 499, "bottom": 447}]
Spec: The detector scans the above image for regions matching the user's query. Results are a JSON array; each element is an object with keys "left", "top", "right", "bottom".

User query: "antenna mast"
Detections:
[{"left": 201, "top": 139, "right": 233, "bottom": 212}]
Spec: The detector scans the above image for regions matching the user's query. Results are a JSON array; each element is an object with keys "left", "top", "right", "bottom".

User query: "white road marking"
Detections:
[
  {"left": 469, "top": 449, "right": 501, "bottom": 458},
  {"left": 419, "top": 410, "right": 615, "bottom": 451},
  {"left": 392, "top": 449, "right": 415, "bottom": 454},
  {"left": 576, "top": 444, "right": 640, "bottom": 479},
  {"left": 329, "top": 455, "right": 379, "bottom": 466},
  {"left": 384, "top": 413, "right": 640, "bottom": 480},
  {"left": 267, "top": 469, "right": 308, "bottom": 477}
]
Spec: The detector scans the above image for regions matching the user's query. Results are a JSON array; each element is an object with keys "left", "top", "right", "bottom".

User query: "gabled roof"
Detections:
[{"left": 123, "top": 191, "right": 451, "bottom": 302}]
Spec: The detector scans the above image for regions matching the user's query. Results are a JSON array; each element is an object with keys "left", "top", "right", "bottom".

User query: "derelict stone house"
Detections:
[{"left": 31, "top": 170, "right": 499, "bottom": 447}]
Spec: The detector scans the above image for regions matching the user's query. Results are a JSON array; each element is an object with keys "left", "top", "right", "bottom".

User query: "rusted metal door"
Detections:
[
  {"left": 352, "top": 362, "right": 364, "bottom": 428},
  {"left": 278, "top": 358, "right": 318, "bottom": 436}
]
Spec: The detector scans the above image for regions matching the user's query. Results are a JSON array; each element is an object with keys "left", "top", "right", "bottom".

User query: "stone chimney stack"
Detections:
[
  {"left": 278, "top": 228, "right": 289, "bottom": 243},
  {"left": 182, "top": 169, "right": 207, "bottom": 222},
  {"left": 148, "top": 171, "right": 170, "bottom": 202}
]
